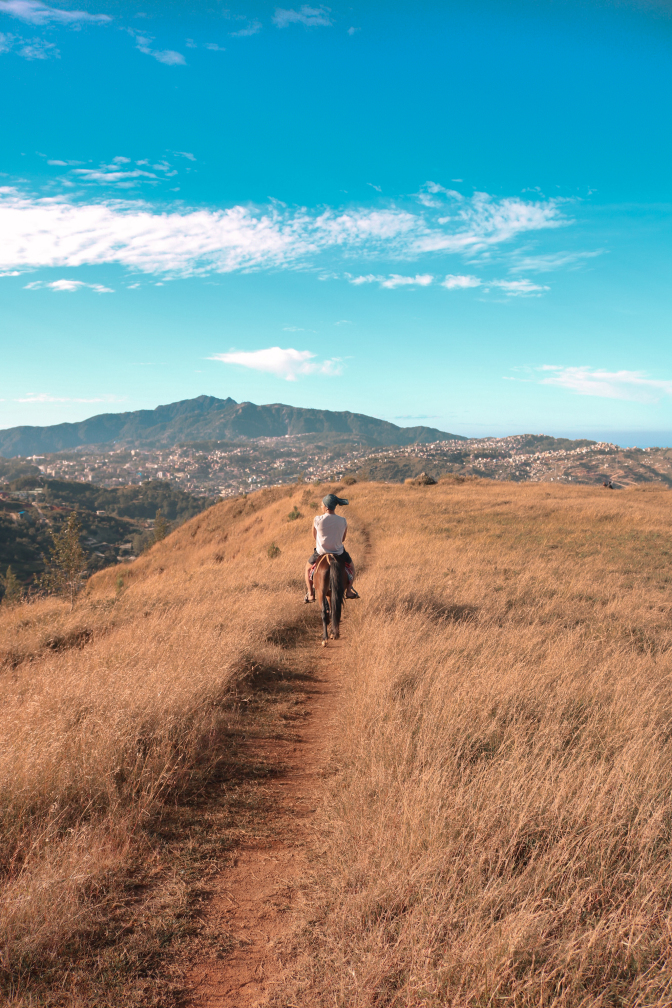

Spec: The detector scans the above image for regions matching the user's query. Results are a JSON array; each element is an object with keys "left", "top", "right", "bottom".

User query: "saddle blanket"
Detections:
[{"left": 309, "top": 560, "right": 354, "bottom": 583}]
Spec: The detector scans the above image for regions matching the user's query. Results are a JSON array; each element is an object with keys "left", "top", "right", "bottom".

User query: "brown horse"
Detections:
[{"left": 313, "top": 553, "right": 346, "bottom": 645}]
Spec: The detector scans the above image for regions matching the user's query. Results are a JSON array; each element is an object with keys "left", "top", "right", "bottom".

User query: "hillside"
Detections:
[
  {"left": 0, "top": 474, "right": 217, "bottom": 585},
  {"left": 0, "top": 395, "right": 465, "bottom": 456},
  {"left": 3, "top": 479, "right": 672, "bottom": 1005}
]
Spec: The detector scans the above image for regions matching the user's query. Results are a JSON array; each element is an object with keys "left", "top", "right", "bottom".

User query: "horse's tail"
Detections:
[{"left": 329, "top": 554, "right": 344, "bottom": 636}]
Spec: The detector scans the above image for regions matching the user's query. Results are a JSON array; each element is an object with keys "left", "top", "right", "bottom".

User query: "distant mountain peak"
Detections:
[{"left": 0, "top": 395, "right": 467, "bottom": 457}]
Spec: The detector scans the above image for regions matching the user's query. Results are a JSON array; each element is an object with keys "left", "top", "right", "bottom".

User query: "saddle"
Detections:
[{"left": 309, "top": 557, "right": 354, "bottom": 583}]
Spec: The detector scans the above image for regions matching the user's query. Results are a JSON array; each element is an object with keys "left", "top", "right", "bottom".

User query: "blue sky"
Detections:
[{"left": 1, "top": 0, "right": 671, "bottom": 445}]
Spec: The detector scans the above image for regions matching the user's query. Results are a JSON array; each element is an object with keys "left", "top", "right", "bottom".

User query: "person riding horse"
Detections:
[{"left": 304, "top": 493, "right": 359, "bottom": 603}]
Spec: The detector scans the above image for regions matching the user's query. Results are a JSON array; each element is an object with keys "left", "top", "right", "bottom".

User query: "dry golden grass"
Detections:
[
  {"left": 0, "top": 483, "right": 342, "bottom": 1005},
  {"left": 282, "top": 480, "right": 672, "bottom": 1007},
  {"left": 5, "top": 477, "right": 672, "bottom": 1006}
]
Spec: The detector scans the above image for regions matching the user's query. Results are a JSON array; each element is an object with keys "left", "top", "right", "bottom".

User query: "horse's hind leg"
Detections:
[{"left": 321, "top": 598, "right": 330, "bottom": 645}]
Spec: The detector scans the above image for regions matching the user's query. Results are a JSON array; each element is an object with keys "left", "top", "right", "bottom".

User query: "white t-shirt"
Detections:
[{"left": 314, "top": 512, "right": 347, "bottom": 555}]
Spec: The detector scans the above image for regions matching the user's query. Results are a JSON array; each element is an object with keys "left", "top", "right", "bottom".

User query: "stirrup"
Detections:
[{"left": 346, "top": 589, "right": 360, "bottom": 599}]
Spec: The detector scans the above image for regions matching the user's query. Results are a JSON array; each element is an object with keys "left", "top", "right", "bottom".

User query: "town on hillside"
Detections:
[{"left": 10, "top": 433, "right": 672, "bottom": 498}]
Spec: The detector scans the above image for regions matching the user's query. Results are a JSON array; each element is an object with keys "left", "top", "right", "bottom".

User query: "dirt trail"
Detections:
[{"left": 185, "top": 633, "right": 343, "bottom": 1007}]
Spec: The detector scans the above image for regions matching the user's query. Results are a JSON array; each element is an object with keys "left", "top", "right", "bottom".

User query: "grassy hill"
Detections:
[{"left": 2, "top": 479, "right": 672, "bottom": 1005}]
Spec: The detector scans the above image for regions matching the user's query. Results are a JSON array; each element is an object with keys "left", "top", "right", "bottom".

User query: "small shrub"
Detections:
[
  {"left": 342, "top": 476, "right": 357, "bottom": 486},
  {"left": 287, "top": 506, "right": 302, "bottom": 522},
  {"left": 267, "top": 542, "right": 281, "bottom": 558}
]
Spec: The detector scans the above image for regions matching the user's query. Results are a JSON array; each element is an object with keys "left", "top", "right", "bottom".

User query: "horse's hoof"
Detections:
[{"left": 321, "top": 640, "right": 328, "bottom": 647}]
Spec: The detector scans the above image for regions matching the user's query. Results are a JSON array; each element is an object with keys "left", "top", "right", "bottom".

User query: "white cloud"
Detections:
[
  {"left": 137, "top": 43, "right": 185, "bottom": 65},
  {"left": 18, "top": 36, "right": 57, "bottom": 57},
  {"left": 73, "top": 167, "right": 159, "bottom": 185},
  {"left": 349, "top": 273, "right": 434, "bottom": 288},
  {"left": 490, "top": 278, "right": 549, "bottom": 296},
  {"left": 347, "top": 26, "right": 359, "bottom": 34},
  {"left": 24, "top": 279, "right": 113, "bottom": 292},
  {"left": 537, "top": 366, "right": 672, "bottom": 403},
  {"left": 210, "top": 346, "right": 342, "bottom": 381},
  {"left": 0, "top": 189, "right": 570, "bottom": 278},
  {"left": 173, "top": 151, "right": 196, "bottom": 161},
  {"left": 442, "top": 274, "right": 481, "bottom": 288},
  {"left": 229, "top": 20, "right": 262, "bottom": 36},
  {"left": 204, "top": 42, "right": 225, "bottom": 50},
  {"left": 51, "top": 158, "right": 179, "bottom": 189},
  {"left": 0, "top": 30, "right": 59, "bottom": 57},
  {"left": 130, "top": 32, "right": 185, "bottom": 65},
  {"left": 272, "top": 5, "right": 332, "bottom": 28},
  {"left": 510, "top": 250, "right": 603, "bottom": 272},
  {"left": 0, "top": 270, "right": 21, "bottom": 276},
  {"left": 0, "top": 1, "right": 111, "bottom": 24}
]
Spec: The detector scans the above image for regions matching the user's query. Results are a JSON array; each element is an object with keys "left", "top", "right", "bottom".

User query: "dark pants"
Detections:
[{"left": 309, "top": 548, "right": 352, "bottom": 565}]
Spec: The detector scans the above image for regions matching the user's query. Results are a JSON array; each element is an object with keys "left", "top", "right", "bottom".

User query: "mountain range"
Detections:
[{"left": 0, "top": 396, "right": 466, "bottom": 457}]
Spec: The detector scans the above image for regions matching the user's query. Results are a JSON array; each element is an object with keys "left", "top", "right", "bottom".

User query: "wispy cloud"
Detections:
[
  {"left": 509, "top": 249, "right": 603, "bottom": 272},
  {"left": 128, "top": 31, "right": 185, "bottom": 65},
  {"left": 442, "top": 274, "right": 481, "bottom": 288},
  {"left": 537, "top": 366, "right": 672, "bottom": 403},
  {"left": 272, "top": 5, "right": 332, "bottom": 28},
  {"left": 54, "top": 156, "right": 179, "bottom": 189},
  {"left": 348, "top": 273, "right": 433, "bottom": 288},
  {"left": 24, "top": 279, "right": 113, "bottom": 292},
  {"left": 490, "top": 278, "right": 549, "bottom": 296},
  {"left": 0, "top": 188, "right": 569, "bottom": 278},
  {"left": 0, "top": 1, "right": 111, "bottom": 25},
  {"left": 229, "top": 19, "right": 262, "bottom": 37},
  {"left": 0, "top": 30, "right": 59, "bottom": 57},
  {"left": 210, "top": 346, "right": 342, "bottom": 381}
]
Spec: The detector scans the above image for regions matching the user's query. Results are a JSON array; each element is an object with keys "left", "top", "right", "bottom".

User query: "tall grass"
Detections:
[
  {"left": 0, "top": 483, "right": 330, "bottom": 1004},
  {"left": 288, "top": 481, "right": 672, "bottom": 1006},
  {"left": 6, "top": 478, "right": 672, "bottom": 1005}
]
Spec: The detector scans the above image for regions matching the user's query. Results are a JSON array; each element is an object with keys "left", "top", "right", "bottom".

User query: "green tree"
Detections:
[
  {"left": 41, "top": 511, "right": 87, "bottom": 610},
  {"left": 151, "top": 509, "right": 171, "bottom": 544},
  {"left": 1, "top": 565, "right": 23, "bottom": 606}
]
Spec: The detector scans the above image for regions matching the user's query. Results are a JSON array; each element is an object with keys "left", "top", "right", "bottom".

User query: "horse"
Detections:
[{"left": 312, "top": 553, "right": 346, "bottom": 645}]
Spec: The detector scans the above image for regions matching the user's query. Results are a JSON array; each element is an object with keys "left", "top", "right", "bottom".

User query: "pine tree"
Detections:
[
  {"left": 152, "top": 509, "right": 171, "bottom": 544},
  {"left": 1, "top": 566, "right": 23, "bottom": 606},
  {"left": 41, "top": 511, "right": 87, "bottom": 610}
]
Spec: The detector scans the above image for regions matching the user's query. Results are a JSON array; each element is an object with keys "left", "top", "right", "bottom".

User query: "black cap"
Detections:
[{"left": 322, "top": 493, "right": 348, "bottom": 509}]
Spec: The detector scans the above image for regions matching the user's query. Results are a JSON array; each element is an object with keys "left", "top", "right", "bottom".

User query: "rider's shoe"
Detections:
[
  {"left": 304, "top": 593, "right": 315, "bottom": 603},
  {"left": 345, "top": 589, "right": 360, "bottom": 599}
]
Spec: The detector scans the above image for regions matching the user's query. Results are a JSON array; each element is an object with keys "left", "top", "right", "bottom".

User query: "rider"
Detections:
[{"left": 304, "top": 493, "right": 359, "bottom": 602}]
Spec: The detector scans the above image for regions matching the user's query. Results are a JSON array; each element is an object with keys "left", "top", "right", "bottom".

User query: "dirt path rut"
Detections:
[{"left": 185, "top": 636, "right": 343, "bottom": 1007}]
